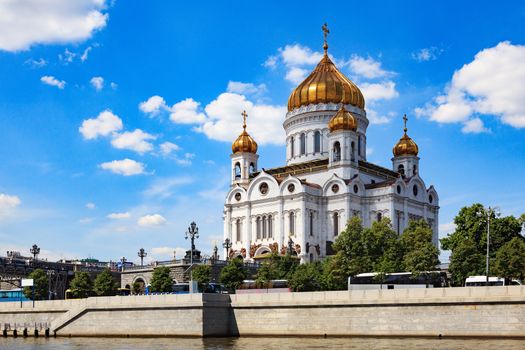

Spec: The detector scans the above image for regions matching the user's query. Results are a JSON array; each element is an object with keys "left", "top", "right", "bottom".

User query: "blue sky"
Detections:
[{"left": 1, "top": 0, "right": 524, "bottom": 263}]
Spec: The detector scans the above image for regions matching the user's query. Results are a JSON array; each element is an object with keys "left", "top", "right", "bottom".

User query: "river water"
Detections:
[{"left": 1, "top": 337, "right": 525, "bottom": 350}]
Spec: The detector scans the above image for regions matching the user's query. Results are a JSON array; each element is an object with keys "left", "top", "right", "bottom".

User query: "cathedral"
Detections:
[{"left": 223, "top": 28, "right": 439, "bottom": 263}]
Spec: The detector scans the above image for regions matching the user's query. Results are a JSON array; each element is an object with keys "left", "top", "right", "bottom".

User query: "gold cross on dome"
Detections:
[
  {"left": 403, "top": 114, "right": 408, "bottom": 133},
  {"left": 241, "top": 110, "right": 248, "bottom": 130},
  {"left": 322, "top": 23, "right": 330, "bottom": 53}
]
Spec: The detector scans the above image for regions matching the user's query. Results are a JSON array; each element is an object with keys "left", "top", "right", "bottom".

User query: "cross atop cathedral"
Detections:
[
  {"left": 241, "top": 110, "right": 248, "bottom": 130},
  {"left": 403, "top": 114, "right": 408, "bottom": 134},
  {"left": 322, "top": 23, "right": 329, "bottom": 53}
]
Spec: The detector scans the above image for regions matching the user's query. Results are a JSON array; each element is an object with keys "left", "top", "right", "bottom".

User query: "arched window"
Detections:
[
  {"left": 262, "top": 216, "right": 267, "bottom": 239},
  {"left": 413, "top": 164, "right": 417, "bottom": 175},
  {"left": 377, "top": 212, "right": 382, "bottom": 222},
  {"left": 234, "top": 162, "right": 241, "bottom": 179},
  {"left": 309, "top": 211, "right": 314, "bottom": 237},
  {"left": 300, "top": 133, "right": 306, "bottom": 155},
  {"left": 268, "top": 215, "right": 273, "bottom": 238},
  {"left": 351, "top": 141, "right": 355, "bottom": 161},
  {"left": 236, "top": 219, "right": 242, "bottom": 242},
  {"left": 249, "top": 162, "right": 255, "bottom": 176},
  {"left": 290, "top": 136, "right": 295, "bottom": 157},
  {"left": 398, "top": 164, "right": 405, "bottom": 176},
  {"left": 256, "top": 217, "right": 261, "bottom": 240},
  {"left": 333, "top": 142, "right": 341, "bottom": 162},
  {"left": 314, "top": 131, "right": 321, "bottom": 153},
  {"left": 289, "top": 212, "right": 295, "bottom": 235},
  {"left": 333, "top": 212, "right": 339, "bottom": 236}
]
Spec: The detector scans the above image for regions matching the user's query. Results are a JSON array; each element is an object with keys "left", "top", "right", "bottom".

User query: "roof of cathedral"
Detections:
[
  {"left": 232, "top": 110, "right": 257, "bottom": 154},
  {"left": 287, "top": 25, "right": 365, "bottom": 112},
  {"left": 364, "top": 179, "right": 397, "bottom": 189}
]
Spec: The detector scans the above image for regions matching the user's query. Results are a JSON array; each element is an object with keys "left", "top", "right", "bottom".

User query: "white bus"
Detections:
[
  {"left": 348, "top": 271, "right": 449, "bottom": 290},
  {"left": 464, "top": 276, "right": 522, "bottom": 287}
]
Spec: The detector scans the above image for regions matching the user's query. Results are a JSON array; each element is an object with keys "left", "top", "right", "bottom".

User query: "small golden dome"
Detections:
[
  {"left": 328, "top": 105, "right": 357, "bottom": 132},
  {"left": 232, "top": 111, "right": 258, "bottom": 154},
  {"left": 393, "top": 114, "right": 419, "bottom": 157},
  {"left": 287, "top": 25, "right": 365, "bottom": 112}
]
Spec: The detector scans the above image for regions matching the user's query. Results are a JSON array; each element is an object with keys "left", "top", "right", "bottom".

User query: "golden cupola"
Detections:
[
  {"left": 232, "top": 110, "right": 258, "bottom": 154},
  {"left": 328, "top": 104, "right": 357, "bottom": 132},
  {"left": 393, "top": 114, "right": 419, "bottom": 157},
  {"left": 287, "top": 24, "right": 365, "bottom": 112}
]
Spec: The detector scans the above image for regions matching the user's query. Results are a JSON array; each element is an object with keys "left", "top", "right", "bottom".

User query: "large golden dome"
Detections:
[
  {"left": 232, "top": 111, "right": 258, "bottom": 154},
  {"left": 287, "top": 28, "right": 365, "bottom": 112},
  {"left": 328, "top": 105, "right": 357, "bottom": 132},
  {"left": 393, "top": 115, "right": 419, "bottom": 157}
]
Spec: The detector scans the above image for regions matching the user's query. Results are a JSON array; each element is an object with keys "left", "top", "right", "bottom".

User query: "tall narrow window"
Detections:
[
  {"left": 256, "top": 217, "right": 261, "bottom": 240},
  {"left": 289, "top": 212, "right": 295, "bottom": 235},
  {"left": 300, "top": 133, "right": 306, "bottom": 155},
  {"left": 333, "top": 212, "right": 339, "bottom": 236},
  {"left": 262, "top": 216, "right": 267, "bottom": 239},
  {"left": 309, "top": 212, "right": 314, "bottom": 237},
  {"left": 333, "top": 142, "right": 341, "bottom": 162},
  {"left": 268, "top": 215, "right": 273, "bottom": 238},
  {"left": 398, "top": 164, "right": 405, "bottom": 175},
  {"left": 249, "top": 162, "right": 255, "bottom": 176},
  {"left": 314, "top": 131, "right": 321, "bottom": 153},
  {"left": 377, "top": 212, "right": 382, "bottom": 222},
  {"left": 290, "top": 136, "right": 295, "bottom": 157},
  {"left": 351, "top": 141, "right": 355, "bottom": 161},
  {"left": 358, "top": 135, "right": 362, "bottom": 157},
  {"left": 236, "top": 219, "right": 242, "bottom": 242},
  {"left": 413, "top": 165, "right": 417, "bottom": 175},
  {"left": 234, "top": 162, "right": 241, "bottom": 179}
]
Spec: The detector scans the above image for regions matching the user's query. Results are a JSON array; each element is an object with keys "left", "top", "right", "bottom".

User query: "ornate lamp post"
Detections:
[
  {"left": 120, "top": 256, "right": 127, "bottom": 272},
  {"left": 30, "top": 244, "right": 40, "bottom": 260},
  {"left": 137, "top": 248, "right": 147, "bottom": 266},
  {"left": 222, "top": 238, "right": 232, "bottom": 261},
  {"left": 185, "top": 221, "right": 199, "bottom": 265},
  {"left": 211, "top": 244, "right": 219, "bottom": 262}
]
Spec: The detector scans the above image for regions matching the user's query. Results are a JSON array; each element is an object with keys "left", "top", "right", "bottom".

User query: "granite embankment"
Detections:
[{"left": 1, "top": 286, "right": 524, "bottom": 337}]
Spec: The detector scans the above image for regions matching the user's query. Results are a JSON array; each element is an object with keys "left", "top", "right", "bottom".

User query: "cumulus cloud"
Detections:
[
  {"left": 169, "top": 98, "right": 207, "bottom": 124},
  {"left": 99, "top": 159, "right": 145, "bottom": 176},
  {"left": 86, "top": 202, "right": 96, "bottom": 209},
  {"left": 412, "top": 47, "right": 443, "bottom": 62},
  {"left": 360, "top": 81, "right": 399, "bottom": 101},
  {"left": 461, "top": 118, "right": 489, "bottom": 134},
  {"left": 138, "top": 214, "right": 167, "bottom": 227},
  {"left": 367, "top": 110, "right": 396, "bottom": 125},
  {"left": 0, "top": 0, "right": 109, "bottom": 52},
  {"left": 90, "top": 76, "right": 104, "bottom": 91},
  {"left": 280, "top": 44, "right": 323, "bottom": 66},
  {"left": 107, "top": 212, "right": 130, "bottom": 219},
  {"left": 0, "top": 194, "right": 21, "bottom": 215},
  {"left": 59, "top": 48, "right": 76, "bottom": 63},
  {"left": 285, "top": 67, "right": 309, "bottom": 84},
  {"left": 226, "top": 81, "right": 266, "bottom": 96},
  {"left": 347, "top": 55, "right": 392, "bottom": 79},
  {"left": 111, "top": 129, "right": 156, "bottom": 154},
  {"left": 139, "top": 95, "right": 167, "bottom": 116},
  {"left": 79, "top": 110, "right": 123, "bottom": 139},
  {"left": 417, "top": 41, "right": 525, "bottom": 132},
  {"left": 41, "top": 76, "right": 66, "bottom": 89},
  {"left": 159, "top": 142, "right": 181, "bottom": 155}
]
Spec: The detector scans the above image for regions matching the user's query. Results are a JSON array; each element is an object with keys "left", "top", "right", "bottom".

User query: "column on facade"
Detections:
[
  {"left": 300, "top": 197, "right": 307, "bottom": 263},
  {"left": 245, "top": 204, "right": 251, "bottom": 259},
  {"left": 224, "top": 207, "right": 232, "bottom": 258},
  {"left": 278, "top": 198, "right": 284, "bottom": 251},
  {"left": 403, "top": 198, "right": 408, "bottom": 230}
]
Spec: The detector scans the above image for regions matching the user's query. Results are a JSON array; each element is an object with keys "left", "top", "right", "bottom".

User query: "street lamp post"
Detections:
[
  {"left": 137, "top": 248, "right": 147, "bottom": 267},
  {"left": 30, "top": 244, "right": 40, "bottom": 260},
  {"left": 222, "top": 238, "right": 232, "bottom": 260},
  {"left": 185, "top": 221, "right": 199, "bottom": 293},
  {"left": 120, "top": 256, "right": 127, "bottom": 272},
  {"left": 46, "top": 270, "right": 55, "bottom": 300},
  {"left": 478, "top": 206, "right": 500, "bottom": 285}
]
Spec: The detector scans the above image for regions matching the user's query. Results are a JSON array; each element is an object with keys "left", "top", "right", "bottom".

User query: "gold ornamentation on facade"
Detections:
[{"left": 393, "top": 114, "right": 419, "bottom": 157}]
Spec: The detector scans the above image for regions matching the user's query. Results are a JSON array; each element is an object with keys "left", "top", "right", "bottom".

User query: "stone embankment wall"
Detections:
[{"left": 0, "top": 286, "right": 524, "bottom": 338}]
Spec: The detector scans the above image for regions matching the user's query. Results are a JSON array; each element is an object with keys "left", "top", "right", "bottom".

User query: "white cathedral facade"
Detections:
[{"left": 223, "top": 32, "right": 439, "bottom": 263}]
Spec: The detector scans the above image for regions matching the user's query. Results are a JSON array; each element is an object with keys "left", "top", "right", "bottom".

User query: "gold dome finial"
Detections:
[
  {"left": 232, "top": 110, "right": 258, "bottom": 154},
  {"left": 393, "top": 114, "right": 419, "bottom": 157},
  {"left": 322, "top": 23, "right": 330, "bottom": 55}
]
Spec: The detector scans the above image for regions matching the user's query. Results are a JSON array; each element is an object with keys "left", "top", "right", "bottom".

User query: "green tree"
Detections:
[
  {"left": 255, "top": 252, "right": 298, "bottom": 288},
  {"left": 219, "top": 258, "right": 247, "bottom": 292},
  {"left": 493, "top": 237, "right": 525, "bottom": 281},
  {"left": 69, "top": 271, "right": 92, "bottom": 298},
  {"left": 23, "top": 269, "right": 48, "bottom": 300},
  {"left": 132, "top": 281, "right": 143, "bottom": 295},
  {"left": 93, "top": 268, "right": 117, "bottom": 296},
  {"left": 288, "top": 262, "right": 323, "bottom": 292},
  {"left": 150, "top": 266, "right": 173, "bottom": 293},
  {"left": 319, "top": 255, "right": 347, "bottom": 290},
  {"left": 192, "top": 265, "right": 211, "bottom": 290},
  {"left": 400, "top": 220, "right": 440, "bottom": 282}
]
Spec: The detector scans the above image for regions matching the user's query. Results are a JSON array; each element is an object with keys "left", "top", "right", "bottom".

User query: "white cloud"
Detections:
[
  {"left": 461, "top": 118, "right": 489, "bottom": 134},
  {"left": 169, "top": 98, "right": 207, "bottom": 124},
  {"left": 227, "top": 81, "right": 266, "bottom": 96},
  {"left": 174, "top": 153, "right": 195, "bottom": 166},
  {"left": 159, "top": 142, "right": 181, "bottom": 155},
  {"left": 81, "top": 46, "right": 93, "bottom": 62},
  {"left": 0, "top": 193, "right": 21, "bottom": 216},
  {"left": 367, "top": 109, "right": 394, "bottom": 125},
  {"left": 138, "top": 214, "right": 167, "bottom": 227},
  {"left": 439, "top": 222, "right": 456, "bottom": 236},
  {"left": 86, "top": 202, "right": 96, "bottom": 210},
  {"left": 99, "top": 159, "right": 145, "bottom": 176},
  {"left": 110, "top": 82, "right": 118, "bottom": 90},
  {"left": 59, "top": 48, "right": 76, "bottom": 63},
  {"left": 90, "top": 76, "right": 104, "bottom": 91},
  {"left": 143, "top": 176, "right": 193, "bottom": 199},
  {"left": 280, "top": 44, "right": 323, "bottom": 66},
  {"left": 0, "top": 0, "right": 109, "bottom": 52},
  {"left": 418, "top": 41, "right": 525, "bottom": 130},
  {"left": 412, "top": 47, "right": 442, "bottom": 62},
  {"left": 263, "top": 55, "right": 278, "bottom": 69},
  {"left": 25, "top": 58, "right": 47, "bottom": 68},
  {"left": 150, "top": 246, "right": 186, "bottom": 260},
  {"left": 111, "top": 129, "right": 156, "bottom": 154},
  {"left": 41, "top": 75, "right": 66, "bottom": 89},
  {"left": 107, "top": 212, "right": 130, "bottom": 219},
  {"left": 139, "top": 95, "right": 167, "bottom": 116},
  {"left": 360, "top": 81, "right": 399, "bottom": 101},
  {"left": 285, "top": 67, "right": 309, "bottom": 84},
  {"left": 347, "top": 55, "right": 391, "bottom": 79},
  {"left": 79, "top": 110, "right": 123, "bottom": 139}
]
